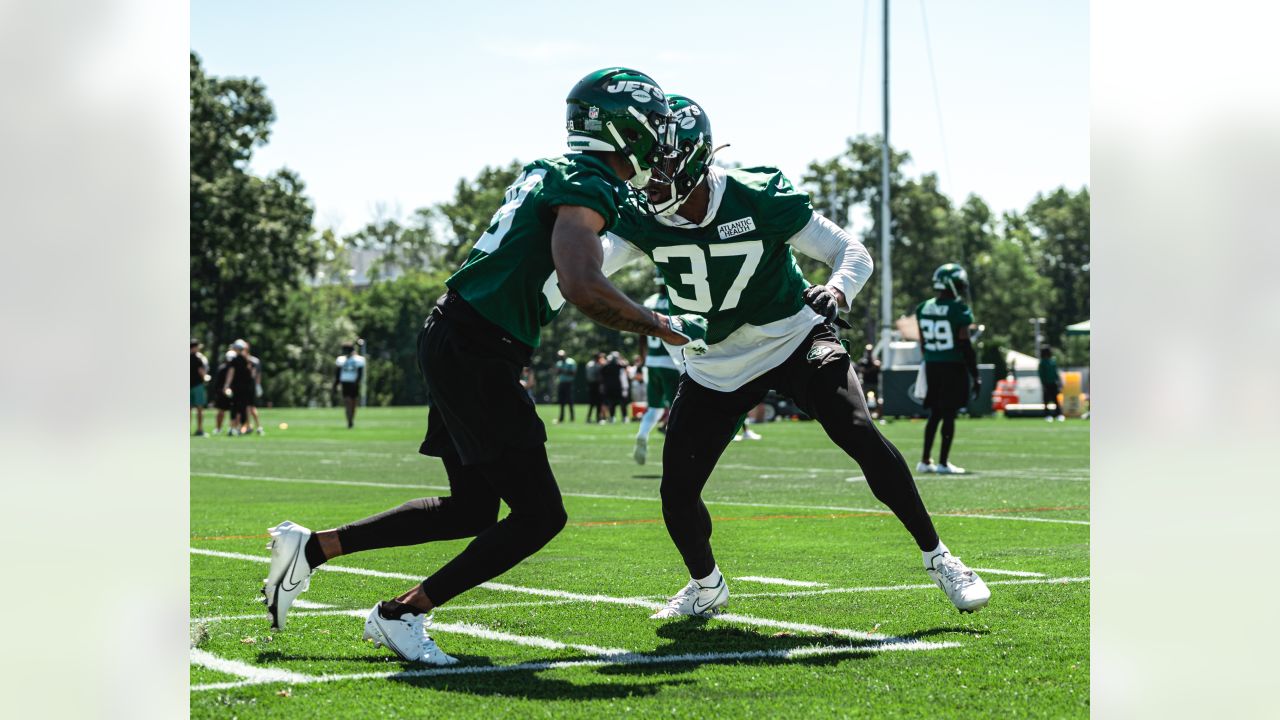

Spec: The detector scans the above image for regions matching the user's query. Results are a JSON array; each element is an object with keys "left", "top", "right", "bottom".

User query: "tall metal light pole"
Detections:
[{"left": 878, "top": 0, "right": 893, "bottom": 367}]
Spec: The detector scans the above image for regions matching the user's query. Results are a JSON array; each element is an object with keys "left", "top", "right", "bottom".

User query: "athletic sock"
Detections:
[
  {"left": 303, "top": 535, "right": 327, "bottom": 568},
  {"left": 922, "top": 540, "right": 951, "bottom": 569},
  {"left": 636, "top": 407, "right": 661, "bottom": 440},
  {"left": 378, "top": 599, "right": 420, "bottom": 620},
  {"left": 694, "top": 565, "right": 723, "bottom": 588}
]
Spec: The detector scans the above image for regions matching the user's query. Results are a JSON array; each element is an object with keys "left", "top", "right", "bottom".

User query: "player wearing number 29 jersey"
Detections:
[
  {"left": 915, "top": 263, "right": 980, "bottom": 477},
  {"left": 606, "top": 95, "right": 990, "bottom": 618}
]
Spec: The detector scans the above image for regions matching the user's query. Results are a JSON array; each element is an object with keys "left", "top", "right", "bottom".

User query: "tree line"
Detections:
[{"left": 190, "top": 53, "right": 1088, "bottom": 408}]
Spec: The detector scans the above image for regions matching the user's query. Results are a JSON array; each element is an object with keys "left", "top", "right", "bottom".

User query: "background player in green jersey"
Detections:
[
  {"left": 259, "top": 68, "right": 706, "bottom": 666},
  {"left": 605, "top": 95, "right": 990, "bottom": 616},
  {"left": 916, "top": 263, "right": 980, "bottom": 475},
  {"left": 634, "top": 271, "right": 684, "bottom": 464}
]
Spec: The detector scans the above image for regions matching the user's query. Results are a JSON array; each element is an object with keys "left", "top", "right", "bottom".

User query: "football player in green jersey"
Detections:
[
  {"left": 605, "top": 95, "right": 990, "bottom": 616},
  {"left": 634, "top": 270, "right": 684, "bottom": 464},
  {"left": 915, "top": 263, "right": 981, "bottom": 475},
  {"left": 261, "top": 69, "right": 708, "bottom": 665}
]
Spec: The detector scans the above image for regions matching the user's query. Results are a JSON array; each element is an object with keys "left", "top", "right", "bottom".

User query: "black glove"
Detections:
[{"left": 802, "top": 285, "right": 851, "bottom": 329}]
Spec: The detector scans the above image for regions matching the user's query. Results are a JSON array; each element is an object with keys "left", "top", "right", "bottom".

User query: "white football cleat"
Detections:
[
  {"left": 262, "top": 520, "right": 314, "bottom": 630},
  {"left": 650, "top": 576, "right": 729, "bottom": 619},
  {"left": 362, "top": 603, "right": 458, "bottom": 665},
  {"left": 1056, "top": 415, "right": 1065, "bottom": 422},
  {"left": 934, "top": 462, "right": 966, "bottom": 475},
  {"left": 633, "top": 437, "right": 647, "bottom": 465},
  {"left": 916, "top": 461, "right": 936, "bottom": 474},
  {"left": 925, "top": 549, "right": 990, "bottom": 613},
  {"left": 742, "top": 428, "right": 762, "bottom": 441}
]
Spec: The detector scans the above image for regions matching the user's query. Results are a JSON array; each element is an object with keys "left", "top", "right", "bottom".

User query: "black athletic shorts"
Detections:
[
  {"left": 341, "top": 381, "right": 359, "bottom": 399},
  {"left": 924, "top": 362, "right": 970, "bottom": 411},
  {"left": 213, "top": 388, "right": 232, "bottom": 411},
  {"left": 557, "top": 381, "right": 574, "bottom": 405},
  {"left": 418, "top": 291, "right": 545, "bottom": 466}
]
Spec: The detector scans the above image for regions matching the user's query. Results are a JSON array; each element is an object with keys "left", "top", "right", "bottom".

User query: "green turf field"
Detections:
[{"left": 190, "top": 406, "right": 1089, "bottom": 718}]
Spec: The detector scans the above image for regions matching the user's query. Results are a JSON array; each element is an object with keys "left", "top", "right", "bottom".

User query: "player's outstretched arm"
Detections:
[
  {"left": 552, "top": 205, "right": 687, "bottom": 345},
  {"left": 788, "top": 214, "right": 874, "bottom": 311}
]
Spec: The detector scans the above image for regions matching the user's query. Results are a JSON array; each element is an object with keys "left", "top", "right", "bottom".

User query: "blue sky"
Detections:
[{"left": 193, "top": 0, "right": 1088, "bottom": 234}]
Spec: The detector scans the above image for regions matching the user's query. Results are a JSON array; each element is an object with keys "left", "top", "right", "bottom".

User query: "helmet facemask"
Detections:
[{"left": 641, "top": 95, "right": 718, "bottom": 217}]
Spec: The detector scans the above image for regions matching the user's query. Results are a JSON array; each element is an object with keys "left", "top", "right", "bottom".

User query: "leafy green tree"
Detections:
[
  {"left": 347, "top": 270, "right": 451, "bottom": 406},
  {"left": 434, "top": 161, "right": 524, "bottom": 267},
  {"left": 190, "top": 52, "right": 321, "bottom": 350},
  {"left": 1021, "top": 186, "right": 1090, "bottom": 345}
]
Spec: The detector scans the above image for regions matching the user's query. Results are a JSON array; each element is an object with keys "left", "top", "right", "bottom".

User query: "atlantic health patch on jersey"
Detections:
[{"left": 717, "top": 216, "right": 756, "bottom": 240}]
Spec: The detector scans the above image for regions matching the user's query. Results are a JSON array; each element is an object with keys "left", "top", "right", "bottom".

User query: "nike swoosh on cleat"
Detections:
[{"left": 280, "top": 548, "right": 305, "bottom": 592}]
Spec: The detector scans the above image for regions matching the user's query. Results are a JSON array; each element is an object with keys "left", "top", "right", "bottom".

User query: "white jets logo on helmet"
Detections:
[
  {"left": 605, "top": 80, "right": 663, "bottom": 104},
  {"left": 673, "top": 104, "right": 701, "bottom": 129}
]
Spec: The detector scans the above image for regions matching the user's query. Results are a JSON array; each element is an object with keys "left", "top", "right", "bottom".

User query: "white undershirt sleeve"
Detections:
[
  {"left": 600, "top": 231, "right": 649, "bottom": 277},
  {"left": 787, "top": 213, "right": 873, "bottom": 312}
]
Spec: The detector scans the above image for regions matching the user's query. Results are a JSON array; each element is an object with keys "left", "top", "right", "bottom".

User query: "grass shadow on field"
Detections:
[
  {"left": 595, "top": 617, "right": 950, "bottom": 678},
  {"left": 385, "top": 661, "right": 689, "bottom": 700},
  {"left": 631, "top": 474, "right": 662, "bottom": 479}
]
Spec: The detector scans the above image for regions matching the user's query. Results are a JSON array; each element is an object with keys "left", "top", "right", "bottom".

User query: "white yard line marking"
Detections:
[
  {"left": 737, "top": 576, "right": 829, "bottom": 588},
  {"left": 282, "top": 609, "right": 633, "bottom": 656},
  {"left": 193, "top": 472, "right": 1088, "bottom": 525},
  {"left": 190, "top": 640, "right": 962, "bottom": 691},
  {"left": 190, "top": 649, "right": 313, "bottom": 684},
  {"left": 191, "top": 549, "right": 941, "bottom": 645},
  {"left": 190, "top": 599, "right": 579, "bottom": 625},
  {"left": 732, "top": 573, "right": 1090, "bottom": 597},
  {"left": 971, "top": 568, "right": 1046, "bottom": 578},
  {"left": 291, "top": 599, "right": 334, "bottom": 609}
]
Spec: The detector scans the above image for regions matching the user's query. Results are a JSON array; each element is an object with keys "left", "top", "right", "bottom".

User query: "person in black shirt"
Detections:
[
  {"left": 222, "top": 340, "right": 253, "bottom": 436},
  {"left": 212, "top": 350, "right": 235, "bottom": 435},
  {"left": 190, "top": 339, "right": 209, "bottom": 437},
  {"left": 601, "top": 352, "right": 624, "bottom": 423}
]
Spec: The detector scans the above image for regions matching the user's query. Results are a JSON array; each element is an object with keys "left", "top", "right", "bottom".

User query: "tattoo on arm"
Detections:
[{"left": 577, "top": 299, "right": 662, "bottom": 335}]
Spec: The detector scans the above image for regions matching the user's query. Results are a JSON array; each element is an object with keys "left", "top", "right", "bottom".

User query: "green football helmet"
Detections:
[
  {"left": 644, "top": 94, "right": 717, "bottom": 216},
  {"left": 932, "top": 263, "right": 970, "bottom": 297},
  {"left": 566, "top": 68, "right": 676, "bottom": 191}
]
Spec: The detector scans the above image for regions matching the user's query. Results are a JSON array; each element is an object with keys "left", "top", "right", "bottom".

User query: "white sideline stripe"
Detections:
[
  {"left": 190, "top": 640, "right": 961, "bottom": 691},
  {"left": 193, "top": 472, "right": 1089, "bottom": 525},
  {"left": 291, "top": 599, "right": 334, "bottom": 609},
  {"left": 730, "top": 576, "right": 1091, "bottom": 599},
  {"left": 737, "top": 576, "right": 829, "bottom": 588},
  {"left": 191, "top": 549, "right": 925, "bottom": 644},
  {"left": 971, "top": 568, "right": 1046, "bottom": 578},
  {"left": 190, "top": 649, "right": 312, "bottom": 684}
]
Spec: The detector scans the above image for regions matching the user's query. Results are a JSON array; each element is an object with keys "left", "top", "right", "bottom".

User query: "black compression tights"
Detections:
[
  {"left": 922, "top": 408, "right": 958, "bottom": 465},
  {"left": 334, "top": 444, "right": 567, "bottom": 606}
]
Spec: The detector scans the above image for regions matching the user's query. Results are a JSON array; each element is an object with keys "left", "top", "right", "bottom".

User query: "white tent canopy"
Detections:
[{"left": 1006, "top": 349, "right": 1039, "bottom": 373}]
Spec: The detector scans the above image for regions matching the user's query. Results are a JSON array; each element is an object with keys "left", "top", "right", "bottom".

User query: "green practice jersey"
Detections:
[
  {"left": 611, "top": 167, "right": 814, "bottom": 344},
  {"left": 915, "top": 297, "right": 975, "bottom": 363},
  {"left": 1038, "top": 357, "right": 1060, "bottom": 386},
  {"left": 447, "top": 154, "right": 630, "bottom": 348}
]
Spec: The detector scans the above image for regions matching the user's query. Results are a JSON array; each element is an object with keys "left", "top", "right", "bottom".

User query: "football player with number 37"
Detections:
[
  {"left": 603, "top": 95, "right": 990, "bottom": 617},
  {"left": 259, "top": 68, "right": 704, "bottom": 665}
]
